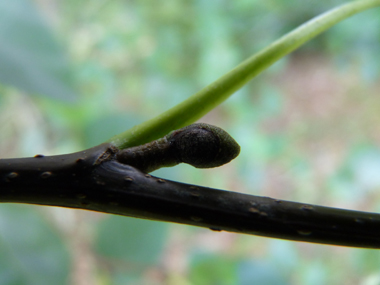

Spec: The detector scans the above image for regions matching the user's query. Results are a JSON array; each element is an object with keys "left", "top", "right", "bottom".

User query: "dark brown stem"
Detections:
[
  {"left": 1, "top": 143, "right": 380, "bottom": 248},
  {"left": 116, "top": 123, "right": 241, "bottom": 173}
]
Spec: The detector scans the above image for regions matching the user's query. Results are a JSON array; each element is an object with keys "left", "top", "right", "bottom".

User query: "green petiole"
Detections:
[{"left": 108, "top": 0, "right": 380, "bottom": 150}]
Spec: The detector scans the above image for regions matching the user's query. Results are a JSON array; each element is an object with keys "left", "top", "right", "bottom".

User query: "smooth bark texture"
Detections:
[{"left": 1, "top": 143, "right": 379, "bottom": 248}]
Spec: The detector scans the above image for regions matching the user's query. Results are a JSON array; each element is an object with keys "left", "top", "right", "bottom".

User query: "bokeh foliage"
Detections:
[{"left": 0, "top": 0, "right": 380, "bottom": 284}]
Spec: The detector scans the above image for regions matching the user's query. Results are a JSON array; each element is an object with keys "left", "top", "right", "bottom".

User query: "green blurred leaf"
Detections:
[
  {"left": 0, "top": 205, "right": 69, "bottom": 285},
  {"left": 238, "top": 259, "right": 289, "bottom": 285},
  {"left": 84, "top": 113, "right": 146, "bottom": 148},
  {"left": 332, "top": 148, "right": 380, "bottom": 199},
  {"left": 299, "top": 261, "right": 328, "bottom": 285},
  {"left": 190, "top": 253, "right": 238, "bottom": 285},
  {"left": 0, "top": 0, "right": 76, "bottom": 101},
  {"left": 95, "top": 216, "right": 168, "bottom": 264},
  {"left": 352, "top": 248, "right": 380, "bottom": 274}
]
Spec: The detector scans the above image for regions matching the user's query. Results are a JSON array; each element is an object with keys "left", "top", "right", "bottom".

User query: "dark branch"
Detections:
[{"left": 1, "top": 143, "right": 380, "bottom": 248}]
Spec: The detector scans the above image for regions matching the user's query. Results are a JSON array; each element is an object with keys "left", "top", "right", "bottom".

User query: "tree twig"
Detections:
[{"left": 1, "top": 143, "right": 379, "bottom": 248}]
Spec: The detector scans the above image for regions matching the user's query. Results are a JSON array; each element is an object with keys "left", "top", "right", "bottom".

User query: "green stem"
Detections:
[{"left": 109, "top": 0, "right": 380, "bottom": 150}]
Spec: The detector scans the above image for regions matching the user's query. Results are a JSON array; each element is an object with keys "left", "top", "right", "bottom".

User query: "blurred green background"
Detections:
[{"left": 1, "top": 0, "right": 380, "bottom": 284}]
